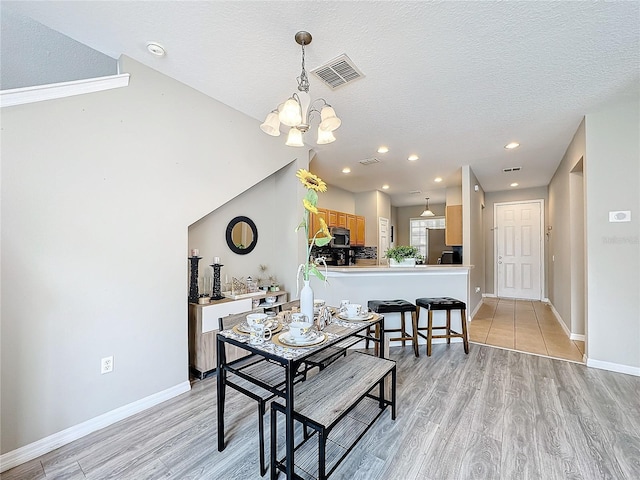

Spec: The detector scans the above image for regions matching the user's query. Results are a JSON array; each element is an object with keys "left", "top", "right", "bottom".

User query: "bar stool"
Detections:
[
  {"left": 415, "top": 297, "right": 469, "bottom": 356},
  {"left": 367, "top": 299, "right": 419, "bottom": 357}
]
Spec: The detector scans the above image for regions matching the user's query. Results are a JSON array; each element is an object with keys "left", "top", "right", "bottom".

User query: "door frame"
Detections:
[{"left": 493, "top": 199, "right": 545, "bottom": 300}]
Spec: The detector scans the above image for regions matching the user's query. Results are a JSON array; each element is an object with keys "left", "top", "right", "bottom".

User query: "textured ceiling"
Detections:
[{"left": 2, "top": 1, "right": 639, "bottom": 206}]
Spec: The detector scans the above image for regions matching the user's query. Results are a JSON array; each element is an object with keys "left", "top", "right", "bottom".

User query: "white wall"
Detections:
[
  {"left": 315, "top": 183, "right": 356, "bottom": 213},
  {"left": 0, "top": 56, "right": 298, "bottom": 455},
  {"left": 584, "top": 100, "right": 640, "bottom": 372}
]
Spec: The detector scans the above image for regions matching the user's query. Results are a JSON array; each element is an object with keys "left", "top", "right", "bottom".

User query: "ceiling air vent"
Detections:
[
  {"left": 311, "top": 54, "right": 364, "bottom": 90},
  {"left": 359, "top": 157, "right": 380, "bottom": 166},
  {"left": 409, "top": 190, "right": 422, "bottom": 195},
  {"left": 502, "top": 167, "right": 522, "bottom": 172}
]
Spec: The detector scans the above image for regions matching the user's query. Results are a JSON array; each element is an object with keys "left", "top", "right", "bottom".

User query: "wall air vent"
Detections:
[
  {"left": 503, "top": 167, "right": 522, "bottom": 172},
  {"left": 311, "top": 54, "right": 364, "bottom": 90},
  {"left": 359, "top": 157, "right": 380, "bottom": 165}
]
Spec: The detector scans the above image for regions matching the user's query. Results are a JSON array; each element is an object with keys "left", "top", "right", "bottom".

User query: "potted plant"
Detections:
[{"left": 384, "top": 245, "right": 420, "bottom": 267}]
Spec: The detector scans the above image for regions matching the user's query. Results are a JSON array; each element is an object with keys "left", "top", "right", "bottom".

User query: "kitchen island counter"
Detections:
[
  {"left": 326, "top": 265, "right": 472, "bottom": 273},
  {"left": 313, "top": 265, "right": 472, "bottom": 349}
]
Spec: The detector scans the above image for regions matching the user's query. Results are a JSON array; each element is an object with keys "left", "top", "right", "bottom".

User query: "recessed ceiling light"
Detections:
[
  {"left": 434, "top": 177, "right": 442, "bottom": 183},
  {"left": 504, "top": 142, "right": 520, "bottom": 150},
  {"left": 377, "top": 146, "right": 389, "bottom": 153},
  {"left": 342, "top": 167, "right": 351, "bottom": 174},
  {"left": 382, "top": 184, "right": 390, "bottom": 190},
  {"left": 408, "top": 154, "right": 419, "bottom": 161},
  {"left": 510, "top": 182, "right": 519, "bottom": 187},
  {"left": 146, "top": 42, "right": 166, "bottom": 57}
]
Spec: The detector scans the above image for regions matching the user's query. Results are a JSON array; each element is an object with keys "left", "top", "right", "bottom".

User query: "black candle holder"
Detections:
[
  {"left": 210, "top": 263, "right": 225, "bottom": 300},
  {"left": 188, "top": 256, "right": 202, "bottom": 303}
]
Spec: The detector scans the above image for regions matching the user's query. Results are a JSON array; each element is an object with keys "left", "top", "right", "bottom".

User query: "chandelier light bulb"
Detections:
[
  {"left": 260, "top": 111, "right": 281, "bottom": 136},
  {"left": 317, "top": 126, "right": 336, "bottom": 145},
  {"left": 279, "top": 97, "right": 302, "bottom": 127},
  {"left": 285, "top": 127, "right": 304, "bottom": 147},
  {"left": 319, "top": 106, "right": 341, "bottom": 132}
]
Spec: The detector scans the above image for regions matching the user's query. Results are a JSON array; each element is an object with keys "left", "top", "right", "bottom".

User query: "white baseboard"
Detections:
[
  {"left": 547, "top": 302, "right": 586, "bottom": 342},
  {"left": 548, "top": 302, "right": 572, "bottom": 338},
  {"left": 0, "top": 381, "right": 191, "bottom": 473},
  {"left": 482, "top": 293, "right": 497, "bottom": 298},
  {"left": 587, "top": 358, "right": 640, "bottom": 377},
  {"left": 470, "top": 299, "right": 483, "bottom": 319}
]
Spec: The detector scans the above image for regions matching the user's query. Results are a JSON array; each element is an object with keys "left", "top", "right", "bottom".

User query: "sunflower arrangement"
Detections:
[{"left": 295, "top": 169, "right": 331, "bottom": 284}]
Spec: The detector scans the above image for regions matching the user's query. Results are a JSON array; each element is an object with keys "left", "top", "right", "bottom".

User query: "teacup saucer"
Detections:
[
  {"left": 277, "top": 331, "right": 326, "bottom": 347},
  {"left": 337, "top": 312, "right": 374, "bottom": 321}
]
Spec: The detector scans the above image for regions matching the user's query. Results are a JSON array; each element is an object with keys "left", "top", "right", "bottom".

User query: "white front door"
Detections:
[
  {"left": 495, "top": 201, "right": 543, "bottom": 300},
  {"left": 379, "top": 217, "right": 389, "bottom": 265}
]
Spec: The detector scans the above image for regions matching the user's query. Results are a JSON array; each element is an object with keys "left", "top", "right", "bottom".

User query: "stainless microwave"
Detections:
[{"left": 329, "top": 227, "right": 350, "bottom": 248}]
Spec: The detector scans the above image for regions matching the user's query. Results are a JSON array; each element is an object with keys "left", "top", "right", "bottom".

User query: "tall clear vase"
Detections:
[{"left": 300, "top": 279, "right": 314, "bottom": 322}]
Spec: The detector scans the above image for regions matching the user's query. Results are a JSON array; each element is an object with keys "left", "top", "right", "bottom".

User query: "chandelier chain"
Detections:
[{"left": 297, "top": 41, "right": 310, "bottom": 93}]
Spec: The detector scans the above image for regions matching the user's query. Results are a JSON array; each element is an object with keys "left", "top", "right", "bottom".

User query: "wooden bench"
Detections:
[{"left": 270, "top": 351, "right": 396, "bottom": 479}]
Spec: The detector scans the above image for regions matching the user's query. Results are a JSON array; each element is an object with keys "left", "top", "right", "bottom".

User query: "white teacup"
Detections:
[
  {"left": 246, "top": 313, "right": 268, "bottom": 327},
  {"left": 249, "top": 324, "right": 272, "bottom": 345},
  {"left": 345, "top": 303, "right": 362, "bottom": 318},
  {"left": 289, "top": 321, "right": 313, "bottom": 340}
]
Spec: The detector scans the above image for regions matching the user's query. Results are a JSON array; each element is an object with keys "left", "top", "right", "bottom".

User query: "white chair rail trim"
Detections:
[{"left": 0, "top": 73, "right": 130, "bottom": 108}]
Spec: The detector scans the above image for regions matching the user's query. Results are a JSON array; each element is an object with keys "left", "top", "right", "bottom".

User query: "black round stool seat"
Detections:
[
  {"left": 368, "top": 299, "right": 416, "bottom": 314},
  {"left": 416, "top": 297, "right": 466, "bottom": 311}
]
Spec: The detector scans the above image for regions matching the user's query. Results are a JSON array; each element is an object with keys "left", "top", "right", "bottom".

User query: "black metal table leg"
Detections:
[
  {"left": 285, "top": 360, "right": 295, "bottom": 479},
  {"left": 216, "top": 335, "right": 227, "bottom": 452}
]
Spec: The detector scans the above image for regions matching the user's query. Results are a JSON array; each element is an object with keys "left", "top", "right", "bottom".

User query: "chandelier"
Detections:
[
  {"left": 420, "top": 198, "right": 435, "bottom": 217},
  {"left": 260, "top": 31, "right": 341, "bottom": 147}
]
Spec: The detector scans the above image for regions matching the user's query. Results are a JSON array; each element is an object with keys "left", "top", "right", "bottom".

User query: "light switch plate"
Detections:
[{"left": 609, "top": 211, "right": 631, "bottom": 222}]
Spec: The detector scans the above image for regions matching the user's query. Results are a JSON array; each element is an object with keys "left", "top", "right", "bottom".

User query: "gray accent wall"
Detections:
[
  {"left": 463, "top": 166, "right": 485, "bottom": 314},
  {"left": 484, "top": 186, "right": 549, "bottom": 297},
  {"left": 0, "top": 8, "right": 117, "bottom": 89},
  {"left": 548, "top": 121, "right": 585, "bottom": 334},
  {"left": 584, "top": 100, "right": 639, "bottom": 369},
  {"left": 0, "top": 56, "right": 299, "bottom": 454}
]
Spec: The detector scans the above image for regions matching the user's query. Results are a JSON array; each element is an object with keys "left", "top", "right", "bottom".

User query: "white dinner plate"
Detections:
[
  {"left": 337, "top": 312, "right": 375, "bottom": 321},
  {"left": 278, "top": 331, "right": 326, "bottom": 347}
]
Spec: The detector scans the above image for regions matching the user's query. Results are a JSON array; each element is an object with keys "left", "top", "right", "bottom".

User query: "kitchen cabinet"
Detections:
[
  {"left": 337, "top": 212, "right": 347, "bottom": 228},
  {"left": 355, "top": 215, "right": 366, "bottom": 246},
  {"left": 445, "top": 205, "right": 463, "bottom": 246},
  {"left": 312, "top": 208, "right": 365, "bottom": 245},
  {"left": 328, "top": 210, "right": 338, "bottom": 227},
  {"left": 310, "top": 208, "right": 329, "bottom": 240},
  {"left": 347, "top": 214, "right": 357, "bottom": 239}
]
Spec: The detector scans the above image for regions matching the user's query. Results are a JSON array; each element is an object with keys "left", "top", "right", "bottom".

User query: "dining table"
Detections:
[{"left": 216, "top": 309, "right": 386, "bottom": 479}]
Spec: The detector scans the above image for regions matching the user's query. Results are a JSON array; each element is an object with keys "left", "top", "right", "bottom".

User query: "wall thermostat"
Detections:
[{"left": 609, "top": 211, "right": 631, "bottom": 222}]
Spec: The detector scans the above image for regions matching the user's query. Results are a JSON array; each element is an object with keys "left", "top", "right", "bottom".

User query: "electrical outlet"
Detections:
[{"left": 101, "top": 356, "right": 113, "bottom": 374}]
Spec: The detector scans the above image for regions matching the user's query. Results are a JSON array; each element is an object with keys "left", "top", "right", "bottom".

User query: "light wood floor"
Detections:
[
  {"left": 3, "top": 343, "right": 639, "bottom": 480},
  {"left": 469, "top": 297, "right": 585, "bottom": 363}
]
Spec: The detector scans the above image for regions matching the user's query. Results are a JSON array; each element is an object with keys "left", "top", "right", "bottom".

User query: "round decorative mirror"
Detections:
[{"left": 226, "top": 216, "right": 258, "bottom": 255}]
